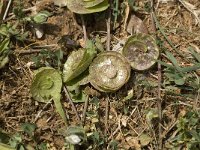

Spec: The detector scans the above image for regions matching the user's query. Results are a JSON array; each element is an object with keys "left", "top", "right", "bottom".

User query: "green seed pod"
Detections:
[
  {"left": 122, "top": 34, "right": 159, "bottom": 71},
  {"left": 89, "top": 51, "right": 131, "bottom": 92},
  {"left": 30, "top": 67, "right": 67, "bottom": 124},
  {"left": 66, "top": 0, "right": 109, "bottom": 14}
]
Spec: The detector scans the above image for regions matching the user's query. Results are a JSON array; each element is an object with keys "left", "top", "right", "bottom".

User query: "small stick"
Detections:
[
  {"left": 106, "top": 0, "right": 111, "bottom": 51},
  {"left": 3, "top": 0, "right": 12, "bottom": 20},
  {"left": 15, "top": 49, "right": 42, "bottom": 54},
  {"left": 81, "top": 15, "right": 87, "bottom": 43},
  {"left": 104, "top": 96, "right": 110, "bottom": 136},
  {"left": 63, "top": 86, "right": 81, "bottom": 123},
  {"left": 34, "top": 99, "right": 52, "bottom": 123},
  {"left": 82, "top": 95, "right": 89, "bottom": 125}
]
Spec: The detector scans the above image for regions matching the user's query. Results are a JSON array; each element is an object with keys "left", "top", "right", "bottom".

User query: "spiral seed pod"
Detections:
[
  {"left": 122, "top": 34, "right": 159, "bottom": 71},
  {"left": 30, "top": 67, "right": 67, "bottom": 124},
  {"left": 89, "top": 51, "right": 131, "bottom": 92},
  {"left": 66, "top": 0, "right": 109, "bottom": 14}
]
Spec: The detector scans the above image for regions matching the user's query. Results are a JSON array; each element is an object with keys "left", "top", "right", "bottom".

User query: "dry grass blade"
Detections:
[
  {"left": 178, "top": 0, "right": 200, "bottom": 25},
  {"left": 2, "top": 0, "right": 12, "bottom": 20}
]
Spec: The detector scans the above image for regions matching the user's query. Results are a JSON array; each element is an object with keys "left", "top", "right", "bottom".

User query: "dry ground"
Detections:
[{"left": 0, "top": 0, "right": 200, "bottom": 149}]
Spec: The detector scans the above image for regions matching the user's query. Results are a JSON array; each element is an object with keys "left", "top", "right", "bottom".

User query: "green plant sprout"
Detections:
[
  {"left": 158, "top": 50, "right": 200, "bottom": 86},
  {"left": 0, "top": 23, "right": 28, "bottom": 69},
  {"left": 167, "top": 111, "right": 200, "bottom": 149}
]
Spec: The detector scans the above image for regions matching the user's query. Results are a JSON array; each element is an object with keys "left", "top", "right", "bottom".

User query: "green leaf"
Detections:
[
  {"left": 165, "top": 51, "right": 181, "bottom": 71},
  {"left": 0, "top": 130, "right": 10, "bottom": 144},
  {"left": 180, "top": 63, "right": 200, "bottom": 73},
  {"left": 63, "top": 40, "right": 96, "bottom": 82},
  {"left": 188, "top": 47, "right": 200, "bottom": 63},
  {"left": 0, "top": 143, "right": 15, "bottom": 150},
  {"left": 123, "top": 89, "right": 134, "bottom": 101},
  {"left": 69, "top": 90, "right": 88, "bottom": 103},
  {"left": 21, "top": 123, "right": 36, "bottom": 137},
  {"left": 66, "top": 70, "right": 89, "bottom": 92},
  {"left": 157, "top": 60, "right": 175, "bottom": 69},
  {"left": 30, "top": 67, "right": 67, "bottom": 124},
  {"left": 174, "top": 77, "right": 185, "bottom": 85},
  {"left": 9, "top": 133, "right": 22, "bottom": 148},
  {"left": 0, "top": 24, "right": 10, "bottom": 37},
  {"left": 36, "top": 142, "right": 47, "bottom": 150},
  {"left": 146, "top": 108, "right": 158, "bottom": 123},
  {"left": 83, "top": 0, "right": 104, "bottom": 8},
  {"left": 32, "top": 11, "right": 52, "bottom": 24},
  {"left": 139, "top": 133, "right": 152, "bottom": 146},
  {"left": 94, "top": 36, "right": 104, "bottom": 52}
]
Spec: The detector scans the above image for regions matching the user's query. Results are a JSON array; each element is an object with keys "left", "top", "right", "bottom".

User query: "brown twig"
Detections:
[
  {"left": 15, "top": 49, "right": 42, "bottom": 54},
  {"left": 106, "top": 0, "right": 111, "bottom": 51},
  {"left": 34, "top": 99, "right": 52, "bottom": 123},
  {"left": 157, "top": 63, "right": 162, "bottom": 150},
  {"left": 150, "top": 0, "right": 163, "bottom": 149},
  {"left": 63, "top": 86, "right": 81, "bottom": 123},
  {"left": 104, "top": 96, "right": 110, "bottom": 136},
  {"left": 14, "top": 44, "right": 58, "bottom": 54},
  {"left": 104, "top": 0, "right": 112, "bottom": 139},
  {"left": 82, "top": 95, "right": 89, "bottom": 125}
]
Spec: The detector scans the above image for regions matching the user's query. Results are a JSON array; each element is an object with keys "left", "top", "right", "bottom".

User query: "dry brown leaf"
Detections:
[
  {"left": 125, "top": 136, "right": 141, "bottom": 150},
  {"left": 126, "top": 14, "right": 148, "bottom": 35}
]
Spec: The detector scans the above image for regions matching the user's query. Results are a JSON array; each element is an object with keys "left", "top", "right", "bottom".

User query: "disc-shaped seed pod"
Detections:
[
  {"left": 30, "top": 67, "right": 67, "bottom": 124},
  {"left": 66, "top": 0, "right": 109, "bottom": 14},
  {"left": 89, "top": 51, "right": 131, "bottom": 92},
  {"left": 122, "top": 34, "right": 159, "bottom": 71}
]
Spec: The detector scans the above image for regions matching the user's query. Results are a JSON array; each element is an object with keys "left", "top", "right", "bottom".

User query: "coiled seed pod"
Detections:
[
  {"left": 122, "top": 34, "right": 159, "bottom": 71},
  {"left": 30, "top": 67, "right": 67, "bottom": 124},
  {"left": 89, "top": 51, "right": 131, "bottom": 92}
]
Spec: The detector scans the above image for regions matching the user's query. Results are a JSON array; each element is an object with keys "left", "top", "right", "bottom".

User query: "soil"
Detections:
[{"left": 0, "top": 0, "right": 200, "bottom": 150}]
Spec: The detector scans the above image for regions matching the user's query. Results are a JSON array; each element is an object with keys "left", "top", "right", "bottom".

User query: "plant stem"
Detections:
[
  {"left": 106, "top": 0, "right": 111, "bottom": 51},
  {"left": 150, "top": 0, "right": 163, "bottom": 149},
  {"left": 81, "top": 15, "right": 87, "bottom": 43},
  {"left": 82, "top": 95, "right": 89, "bottom": 125},
  {"left": 63, "top": 86, "right": 81, "bottom": 123},
  {"left": 104, "top": 96, "right": 110, "bottom": 136}
]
